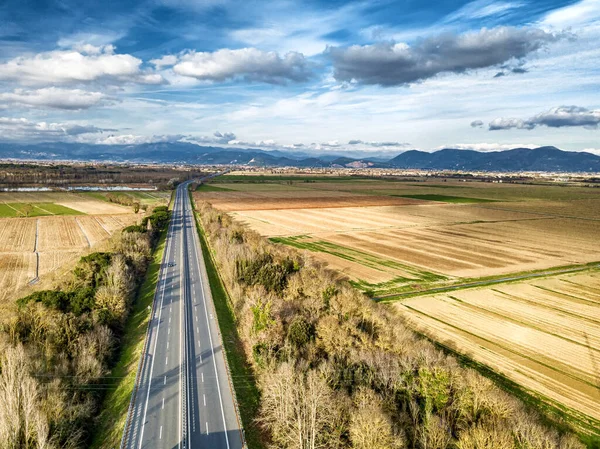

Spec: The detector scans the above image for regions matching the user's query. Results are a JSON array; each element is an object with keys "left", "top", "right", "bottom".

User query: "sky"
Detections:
[{"left": 0, "top": 0, "right": 599, "bottom": 155}]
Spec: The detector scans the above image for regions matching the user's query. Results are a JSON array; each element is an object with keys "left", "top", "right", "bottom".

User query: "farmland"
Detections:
[
  {"left": 195, "top": 177, "right": 600, "bottom": 296},
  {"left": 398, "top": 270, "right": 600, "bottom": 434},
  {"left": 0, "top": 191, "right": 169, "bottom": 304},
  {"left": 194, "top": 172, "right": 600, "bottom": 438}
]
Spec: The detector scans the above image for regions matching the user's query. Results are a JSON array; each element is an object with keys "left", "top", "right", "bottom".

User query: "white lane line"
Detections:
[
  {"left": 164, "top": 376, "right": 166, "bottom": 385},
  {"left": 206, "top": 422, "right": 209, "bottom": 435},
  {"left": 137, "top": 205, "right": 174, "bottom": 449},
  {"left": 167, "top": 341, "right": 169, "bottom": 350},
  {"left": 168, "top": 327, "right": 170, "bottom": 335},
  {"left": 199, "top": 354, "right": 202, "bottom": 363},
  {"left": 162, "top": 397, "right": 165, "bottom": 409},
  {"left": 159, "top": 425, "right": 163, "bottom": 439},
  {"left": 169, "top": 316, "right": 171, "bottom": 324},
  {"left": 166, "top": 356, "right": 168, "bottom": 365},
  {"left": 195, "top": 315, "right": 198, "bottom": 322},
  {"left": 201, "top": 372, "right": 204, "bottom": 383},
  {"left": 203, "top": 394, "right": 206, "bottom": 406},
  {"left": 198, "top": 340, "right": 201, "bottom": 347},
  {"left": 196, "top": 327, "right": 199, "bottom": 333},
  {"left": 195, "top": 219, "right": 232, "bottom": 449}
]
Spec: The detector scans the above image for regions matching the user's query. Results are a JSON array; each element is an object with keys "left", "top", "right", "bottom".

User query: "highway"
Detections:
[{"left": 122, "top": 181, "right": 244, "bottom": 449}]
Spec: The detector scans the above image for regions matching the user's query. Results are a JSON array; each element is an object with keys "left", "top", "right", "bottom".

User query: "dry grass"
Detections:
[
  {"left": 397, "top": 270, "right": 600, "bottom": 428},
  {"left": 55, "top": 200, "right": 131, "bottom": 214},
  {"left": 0, "top": 213, "right": 139, "bottom": 305}
]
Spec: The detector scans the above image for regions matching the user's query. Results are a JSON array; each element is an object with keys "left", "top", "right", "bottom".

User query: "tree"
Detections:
[
  {"left": 20, "top": 203, "right": 34, "bottom": 217},
  {"left": 350, "top": 388, "right": 403, "bottom": 449},
  {"left": 261, "top": 363, "right": 342, "bottom": 449},
  {"left": 0, "top": 344, "right": 50, "bottom": 448}
]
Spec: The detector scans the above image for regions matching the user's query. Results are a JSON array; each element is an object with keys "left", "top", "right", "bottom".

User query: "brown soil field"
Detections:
[
  {"left": 0, "top": 213, "right": 139, "bottom": 304},
  {"left": 55, "top": 200, "right": 131, "bottom": 214},
  {"left": 229, "top": 203, "right": 600, "bottom": 279},
  {"left": 397, "top": 270, "right": 600, "bottom": 429},
  {"left": 0, "top": 253, "right": 37, "bottom": 303},
  {"left": 38, "top": 216, "right": 90, "bottom": 251},
  {"left": 196, "top": 193, "right": 424, "bottom": 211},
  {"left": 0, "top": 218, "right": 37, "bottom": 252}
]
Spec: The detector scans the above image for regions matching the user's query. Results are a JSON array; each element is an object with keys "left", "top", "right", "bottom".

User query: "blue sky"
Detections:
[{"left": 0, "top": 0, "right": 599, "bottom": 154}]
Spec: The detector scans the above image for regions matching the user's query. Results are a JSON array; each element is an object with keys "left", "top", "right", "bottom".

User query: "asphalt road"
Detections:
[{"left": 123, "top": 182, "right": 244, "bottom": 449}]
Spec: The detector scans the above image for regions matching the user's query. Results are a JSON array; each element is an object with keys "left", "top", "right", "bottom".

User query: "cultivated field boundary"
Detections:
[{"left": 377, "top": 262, "right": 600, "bottom": 302}]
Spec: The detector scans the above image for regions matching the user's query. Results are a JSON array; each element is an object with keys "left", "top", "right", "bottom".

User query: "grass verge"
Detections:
[
  {"left": 190, "top": 190, "right": 265, "bottom": 449},
  {"left": 378, "top": 262, "right": 600, "bottom": 302},
  {"left": 90, "top": 230, "right": 167, "bottom": 449}
]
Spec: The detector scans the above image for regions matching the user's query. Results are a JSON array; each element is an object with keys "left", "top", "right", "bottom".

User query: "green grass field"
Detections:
[
  {"left": 398, "top": 194, "right": 497, "bottom": 203},
  {"left": 0, "top": 202, "right": 83, "bottom": 217}
]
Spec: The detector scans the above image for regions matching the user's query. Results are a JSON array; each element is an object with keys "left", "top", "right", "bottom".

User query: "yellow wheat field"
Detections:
[
  {"left": 398, "top": 271, "right": 600, "bottom": 429},
  {"left": 0, "top": 213, "right": 139, "bottom": 304}
]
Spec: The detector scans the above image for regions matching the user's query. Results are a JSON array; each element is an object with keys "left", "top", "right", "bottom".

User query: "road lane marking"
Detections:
[
  {"left": 168, "top": 327, "right": 170, "bottom": 335},
  {"left": 198, "top": 236, "right": 232, "bottom": 449},
  {"left": 201, "top": 372, "right": 204, "bottom": 383},
  {"left": 206, "top": 422, "right": 209, "bottom": 435},
  {"left": 166, "top": 356, "right": 168, "bottom": 365},
  {"left": 162, "top": 397, "right": 165, "bottom": 409},
  {"left": 159, "top": 425, "right": 162, "bottom": 439},
  {"left": 137, "top": 205, "right": 173, "bottom": 449},
  {"left": 164, "top": 376, "right": 166, "bottom": 385},
  {"left": 167, "top": 341, "right": 169, "bottom": 349},
  {"left": 203, "top": 394, "right": 206, "bottom": 406}
]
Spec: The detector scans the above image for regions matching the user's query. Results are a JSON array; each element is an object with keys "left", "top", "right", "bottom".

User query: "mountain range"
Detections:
[{"left": 0, "top": 142, "right": 599, "bottom": 172}]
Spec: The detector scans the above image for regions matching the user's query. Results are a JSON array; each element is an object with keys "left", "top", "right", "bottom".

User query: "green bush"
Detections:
[{"left": 286, "top": 316, "right": 314, "bottom": 348}]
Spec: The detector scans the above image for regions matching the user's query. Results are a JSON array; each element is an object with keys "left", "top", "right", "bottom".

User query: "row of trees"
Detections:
[
  {"left": 0, "top": 206, "right": 170, "bottom": 448},
  {"left": 196, "top": 201, "right": 585, "bottom": 449},
  {"left": 0, "top": 163, "right": 207, "bottom": 189}
]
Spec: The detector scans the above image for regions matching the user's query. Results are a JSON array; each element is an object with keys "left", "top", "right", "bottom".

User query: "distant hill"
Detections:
[
  {"left": 387, "top": 146, "right": 600, "bottom": 172},
  {"left": 0, "top": 142, "right": 598, "bottom": 172}
]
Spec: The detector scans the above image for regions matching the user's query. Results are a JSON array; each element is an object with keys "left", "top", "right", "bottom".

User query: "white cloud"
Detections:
[
  {"left": 0, "top": 87, "right": 108, "bottom": 110},
  {"left": 94, "top": 134, "right": 185, "bottom": 145},
  {"left": 328, "top": 26, "right": 562, "bottom": 86},
  {"left": 0, "top": 45, "right": 165, "bottom": 86},
  {"left": 150, "top": 55, "right": 179, "bottom": 69},
  {"left": 582, "top": 147, "right": 600, "bottom": 156},
  {"left": 0, "top": 117, "right": 111, "bottom": 142},
  {"left": 444, "top": 0, "right": 525, "bottom": 22},
  {"left": 489, "top": 106, "right": 600, "bottom": 130},
  {"left": 172, "top": 48, "right": 311, "bottom": 84},
  {"left": 542, "top": 0, "right": 600, "bottom": 28},
  {"left": 440, "top": 142, "right": 539, "bottom": 151}
]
